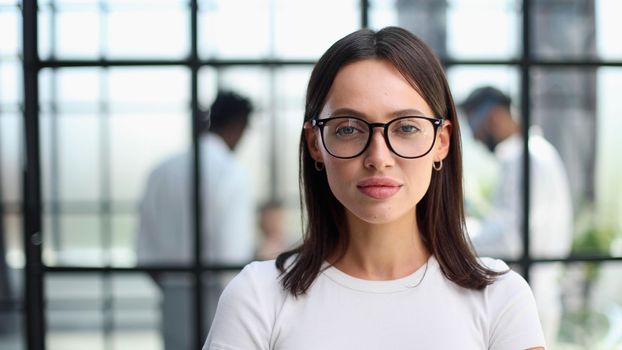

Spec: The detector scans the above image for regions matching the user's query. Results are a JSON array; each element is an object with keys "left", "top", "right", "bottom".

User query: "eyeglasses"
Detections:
[{"left": 312, "top": 116, "right": 444, "bottom": 159}]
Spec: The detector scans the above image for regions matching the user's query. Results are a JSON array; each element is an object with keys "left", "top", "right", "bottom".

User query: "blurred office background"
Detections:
[{"left": 1, "top": 0, "right": 622, "bottom": 349}]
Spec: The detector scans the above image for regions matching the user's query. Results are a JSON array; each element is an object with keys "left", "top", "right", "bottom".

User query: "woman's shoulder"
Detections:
[
  {"left": 478, "top": 257, "right": 531, "bottom": 293},
  {"left": 475, "top": 257, "right": 546, "bottom": 349},
  {"left": 224, "top": 259, "right": 286, "bottom": 298},
  {"left": 204, "top": 260, "right": 288, "bottom": 349},
  {"left": 219, "top": 258, "right": 295, "bottom": 312}
]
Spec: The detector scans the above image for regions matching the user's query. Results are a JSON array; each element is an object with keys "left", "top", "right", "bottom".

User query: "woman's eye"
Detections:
[
  {"left": 397, "top": 124, "right": 420, "bottom": 133},
  {"left": 336, "top": 126, "right": 359, "bottom": 136}
]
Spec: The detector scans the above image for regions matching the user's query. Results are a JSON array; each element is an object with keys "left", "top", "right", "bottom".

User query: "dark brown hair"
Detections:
[
  {"left": 276, "top": 26, "right": 504, "bottom": 296},
  {"left": 203, "top": 90, "right": 253, "bottom": 133}
]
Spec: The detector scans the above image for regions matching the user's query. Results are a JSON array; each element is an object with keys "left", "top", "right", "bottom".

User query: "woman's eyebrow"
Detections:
[
  {"left": 329, "top": 108, "right": 427, "bottom": 118},
  {"left": 329, "top": 107, "right": 367, "bottom": 118},
  {"left": 390, "top": 108, "right": 426, "bottom": 117}
]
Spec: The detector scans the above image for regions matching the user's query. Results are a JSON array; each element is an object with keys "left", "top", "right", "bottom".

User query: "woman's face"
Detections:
[{"left": 305, "top": 58, "right": 451, "bottom": 226}]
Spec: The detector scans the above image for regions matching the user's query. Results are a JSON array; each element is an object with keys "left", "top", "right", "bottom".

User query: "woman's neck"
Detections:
[{"left": 331, "top": 212, "right": 430, "bottom": 280}]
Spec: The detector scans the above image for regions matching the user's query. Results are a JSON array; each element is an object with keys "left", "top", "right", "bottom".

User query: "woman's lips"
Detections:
[{"left": 356, "top": 177, "right": 402, "bottom": 199}]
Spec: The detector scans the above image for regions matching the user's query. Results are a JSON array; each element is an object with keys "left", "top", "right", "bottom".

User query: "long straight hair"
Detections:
[{"left": 276, "top": 26, "right": 503, "bottom": 296}]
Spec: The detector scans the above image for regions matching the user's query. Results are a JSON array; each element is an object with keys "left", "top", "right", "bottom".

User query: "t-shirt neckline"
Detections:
[{"left": 321, "top": 255, "right": 437, "bottom": 294}]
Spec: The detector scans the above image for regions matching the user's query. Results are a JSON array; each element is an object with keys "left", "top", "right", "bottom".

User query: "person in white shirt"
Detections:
[
  {"left": 461, "top": 86, "right": 573, "bottom": 345},
  {"left": 137, "top": 91, "right": 255, "bottom": 350},
  {"left": 204, "top": 27, "right": 545, "bottom": 350}
]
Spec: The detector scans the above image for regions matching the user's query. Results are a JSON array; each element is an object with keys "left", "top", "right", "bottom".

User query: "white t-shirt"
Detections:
[{"left": 204, "top": 256, "right": 545, "bottom": 350}]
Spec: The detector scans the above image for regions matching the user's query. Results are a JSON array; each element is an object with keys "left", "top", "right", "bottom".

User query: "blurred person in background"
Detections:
[
  {"left": 255, "top": 200, "right": 290, "bottom": 261},
  {"left": 461, "top": 86, "right": 573, "bottom": 345},
  {"left": 136, "top": 90, "right": 256, "bottom": 350}
]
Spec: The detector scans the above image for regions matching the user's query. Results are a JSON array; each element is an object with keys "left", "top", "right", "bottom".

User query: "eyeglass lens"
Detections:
[{"left": 320, "top": 117, "right": 437, "bottom": 158}]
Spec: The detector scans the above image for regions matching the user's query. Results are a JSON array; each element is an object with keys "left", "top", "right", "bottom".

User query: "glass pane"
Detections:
[
  {"left": 46, "top": 274, "right": 105, "bottom": 350},
  {"left": 0, "top": 61, "right": 21, "bottom": 106},
  {"left": 447, "top": 66, "right": 520, "bottom": 105},
  {"left": 105, "top": 0, "right": 186, "bottom": 5},
  {"left": 107, "top": 68, "right": 189, "bottom": 112},
  {"left": 37, "top": 2, "right": 101, "bottom": 59},
  {"left": 43, "top": 213, "right": 103, "bottom": 267},
  {"left": 532, "top": 262, "right": 622, "bottom": 349},
  {"left": 370, "top": 0, "right": 520, "bottom": 59},
  {"left": 369, "top": 0, "right": 449, "bottom": 56},
  {"left": 447, "top": 0, "right": 520, "bottom": 59},
  {"left": 106, "top": 67, "right": 190, "bottom": 203},
  {"left": 39, "top": 68, "right": 105, "bottom": 206},
  {"left": 449, "top": 66, "right": 523, "bottom": 259},
  {"left": 40, "top": 113, "right": 102, "bottom": 202},
  {"left": 1, "top": 114, "right": 22, "bottom": 203},
  {"left": 198, "top": 0, "right": 271, "bottom": 59},
  {"left": 595, "top": 68, "right": 622, "bottom": 257},
  {"left": 116, "top": 108, "right": 189, "bottom": 267},
  {"left": 110, "top": 213, "right": 136, "bottom": 267},
  {"left": 54, "top": 68, "right": 102, "bottom": 113},
  {"left": 532, "top": 67, "right": 622, "bottom": 258},
  {"left": 37, "top": 4, "right": 52, "bottom": 59},
  {"left": 55, "top": 8, "right": 101, "bottom": 58},
  {"left": 110, "top": 112, "right": 190, "bottom": 202},
  {"left": 272, "top": 0, "right": 359, "bottom": 59},
  {"left": 109, "top": 273, "right": 163, "bottom": 350},
  {"left": 199, "top": 0, "right": 358, "bottom": 59},
  {"left": 532, "top": 0, "right": 622, "bottom": 60},
  {"left": 596, "top": 0, "right": 622, "bottom": 60},
  {"left": 274, "top": 68, "right": 306, "bottom": 200},
  {"left": 272, "top": 67, "right": 308, "bottom": 250},
  {"left": 2, "top": 213, "right": 22, "bottom": 269},
  {"left": 46, "top": 272, "right": 168, "bottom": 350},
  {"left": 106, "top": 3, "right": 189, "bottom": 58},
  {"left": 38, "top": 1, "right": 189, "bottom": 59},
  {"left": 0, "top": 7, "right": 20, "bottom": 56},
  {"left": 39, "top": 113, "right": 53, "bottom": 209}
]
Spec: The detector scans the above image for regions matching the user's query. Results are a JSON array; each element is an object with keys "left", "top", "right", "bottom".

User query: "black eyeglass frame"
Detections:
[{"left": 311, "top": 115, "right": 445, "bottom": 159}]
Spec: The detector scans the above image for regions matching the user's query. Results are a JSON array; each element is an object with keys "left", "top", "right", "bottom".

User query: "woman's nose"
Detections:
[{"left": 363, "top": 129, "right": 395, "bottom": 169}]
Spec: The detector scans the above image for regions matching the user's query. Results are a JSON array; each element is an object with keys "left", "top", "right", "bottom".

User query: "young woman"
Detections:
[{"left": 203, "top": 27, "right": 545, "bottom": 350}]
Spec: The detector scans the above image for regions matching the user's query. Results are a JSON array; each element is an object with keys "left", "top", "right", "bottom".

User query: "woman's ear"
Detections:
[
  {"left": 304, "top": 122, "right": 323, "bottom": 162},
  {"left": 435, "top": 119, "right": 452, "bottom": 161}
]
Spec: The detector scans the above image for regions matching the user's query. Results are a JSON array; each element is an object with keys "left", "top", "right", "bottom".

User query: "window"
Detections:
[{"left": 5, "top": 1, "right": 622, "bottom": 349}]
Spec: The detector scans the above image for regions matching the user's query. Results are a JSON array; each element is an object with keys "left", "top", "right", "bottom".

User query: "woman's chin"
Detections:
[{"left": 346, "top": 207, "right": 407, "bottom": 226}]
